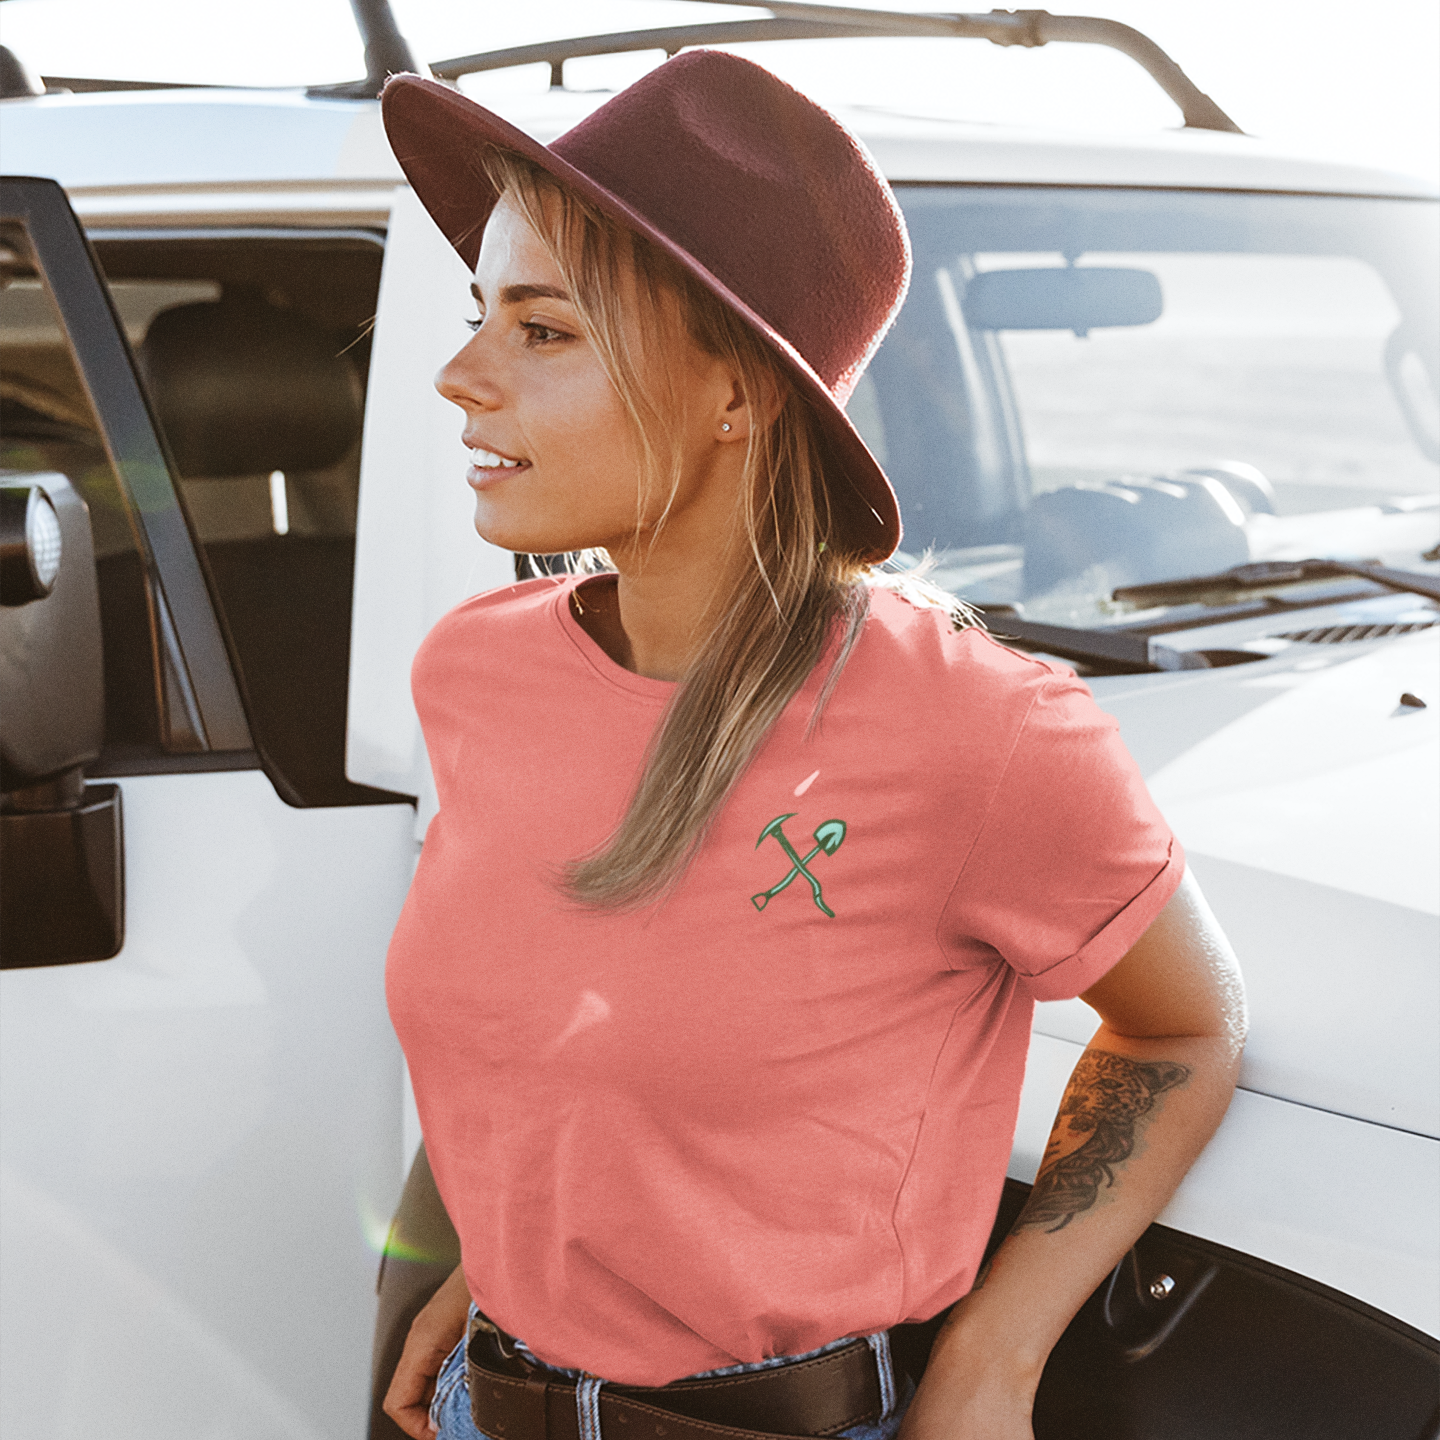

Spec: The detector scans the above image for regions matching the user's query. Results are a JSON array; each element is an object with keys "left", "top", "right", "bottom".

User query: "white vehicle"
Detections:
[{"left": 1, "top": 6, "right": 1436, "bottom": 1438}]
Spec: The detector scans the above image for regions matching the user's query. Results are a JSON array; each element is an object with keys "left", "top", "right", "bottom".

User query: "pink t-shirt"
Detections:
[{"left": 386, "top": 576, "right": 1182, "bottom": 1386}]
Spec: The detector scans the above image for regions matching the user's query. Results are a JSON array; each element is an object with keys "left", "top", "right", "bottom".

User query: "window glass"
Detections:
[
  {"left": 862, "top": 189, "right": 1439, "bottom": 623},
  {"left": 91, "top": 233, "right": 391, "bottom": 805},
  {"left": 989, "top": 251, "right": 1425, "bottom": 503}
]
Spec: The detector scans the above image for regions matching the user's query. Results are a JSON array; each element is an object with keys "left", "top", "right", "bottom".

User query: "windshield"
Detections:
[{"left": 850, "top": 188, "right": 1439, "bottom": 625}]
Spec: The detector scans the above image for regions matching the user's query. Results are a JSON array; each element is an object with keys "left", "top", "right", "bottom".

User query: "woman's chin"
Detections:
[
  {"left": 470, "top": 498, "right": 532, "bottom": 551},
  {"left": 471, "top": 509, "right": 584, "bottom": 558},
  {"left": 470, "top": 497, "right": 626, "bottom": 558}
]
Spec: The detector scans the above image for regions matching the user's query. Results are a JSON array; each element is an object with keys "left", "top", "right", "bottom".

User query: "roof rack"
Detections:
[
  {"left": 14, "top": 1, "right": 1241, "bottom": 135},
  {"left": 426, "top": 5, "right": 1242, "bottom": 134}
]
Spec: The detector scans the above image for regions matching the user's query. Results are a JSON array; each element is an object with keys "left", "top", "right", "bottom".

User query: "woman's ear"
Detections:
[{"left": 718, "top": 369, "right": 786, "bottom": 442}]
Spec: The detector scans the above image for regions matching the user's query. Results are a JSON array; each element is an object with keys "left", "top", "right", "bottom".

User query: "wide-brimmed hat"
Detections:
[{"left": 381, "top": 51, "right": 909, "bottom": 563}]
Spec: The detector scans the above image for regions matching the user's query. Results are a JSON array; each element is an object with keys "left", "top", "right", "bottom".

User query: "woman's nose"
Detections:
[{"left": 435, "top": 334, "right": 500, "bottom": 411}]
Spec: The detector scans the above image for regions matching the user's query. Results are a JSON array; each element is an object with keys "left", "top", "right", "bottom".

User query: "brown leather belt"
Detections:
[{"left": 466, "top": 1313, "right": 885, "bottom": 1440}]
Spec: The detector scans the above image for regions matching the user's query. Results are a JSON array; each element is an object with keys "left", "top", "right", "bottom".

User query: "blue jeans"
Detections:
[{"left": 433, "top": 1306, "right": 914, "bottom": 1440}]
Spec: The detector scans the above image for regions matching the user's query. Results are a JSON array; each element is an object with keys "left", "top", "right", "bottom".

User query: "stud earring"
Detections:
[{"left": 721, "top": 422, "right": 732, "bottom": 432}]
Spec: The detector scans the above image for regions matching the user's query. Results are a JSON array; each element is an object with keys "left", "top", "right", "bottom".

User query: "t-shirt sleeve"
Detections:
[{"left": 943, "top": 666, "right": 1184, "bottom": 1001}]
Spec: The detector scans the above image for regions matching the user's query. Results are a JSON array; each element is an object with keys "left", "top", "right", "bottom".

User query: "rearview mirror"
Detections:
[{"left": 963, "top": 267, "right": 1163, "bottom": 337}]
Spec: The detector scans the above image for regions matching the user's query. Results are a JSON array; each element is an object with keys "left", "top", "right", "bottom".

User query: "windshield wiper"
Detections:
[
  {"left": 977, "top": 612, "right": 1203, "bottom": 673},
  {"left": 1113, "top": 559, "right": 1440, "bottom": 607},
  {"left": 978, "top": 558, "right": 1440, "bottom": 673}
]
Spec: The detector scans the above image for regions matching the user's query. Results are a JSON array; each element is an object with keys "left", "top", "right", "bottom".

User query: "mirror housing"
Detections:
[
  {"left": 1, "top": 472, "right": 123, "bottom": 968},
  {"left": 1, "top": 473, "right": 103, "bottom": 787},
  {"left": 963, "top": 267, "right": 1163, "bottom": 337}
]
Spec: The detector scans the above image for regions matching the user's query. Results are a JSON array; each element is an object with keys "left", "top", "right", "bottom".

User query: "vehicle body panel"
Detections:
[
  {"left": 1075, "top": 633, "right": 1439, "bottom": 1135},
  {"left": 4, "top": 88, "right": 1436, "bottom": 204},
  {"left": 1012, "top": 1032, "right": 1440, "bottom": 1338},
  {"left": 0, "top": 771, "right": 414, "bottom": 1439}
]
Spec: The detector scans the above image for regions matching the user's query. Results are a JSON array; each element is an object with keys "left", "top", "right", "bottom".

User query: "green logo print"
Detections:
[{"left": 751, "top": 813, "right": 847, "bottom": 917}]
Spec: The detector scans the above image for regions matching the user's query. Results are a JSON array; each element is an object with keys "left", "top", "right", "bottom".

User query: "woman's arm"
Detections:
[
  {"left": 384, "top": 1263, "right": 473, "bottom": 1438},
  {"left": 899, "top": 870, "right": 1247, "bottom": 1439}
]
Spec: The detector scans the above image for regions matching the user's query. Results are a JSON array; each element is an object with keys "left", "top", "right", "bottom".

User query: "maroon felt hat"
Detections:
[{"left": 380, "top": 51, "right": 910, "bottom": 563}]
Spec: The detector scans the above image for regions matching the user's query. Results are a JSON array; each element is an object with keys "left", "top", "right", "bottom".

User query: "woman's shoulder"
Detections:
[
  {"left": 862, "top": 584, "right": 1080, "bottom": 705},
  {"left": 428, "top": 574, "right": 567, "bottom": 639},
  {"left": 413, "top": 575, "right": 571, "bottom": 684},
  {"left": 855, "top": 586, "right": 1117, "bottom": 779}
]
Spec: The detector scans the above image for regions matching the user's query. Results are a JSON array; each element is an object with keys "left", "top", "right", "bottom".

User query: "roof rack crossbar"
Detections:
[
  {"left": 432, "top": 19, "right": 928, "bottom": 80},
  {"left": 308, "top": 0, "right": 431, "bottom": 99},
  {"left": 430, "top": 7, "right": 1241, "bottom": 134},
  {"left": 24, "top": 4, "right": 1241, "bottom": 134}
]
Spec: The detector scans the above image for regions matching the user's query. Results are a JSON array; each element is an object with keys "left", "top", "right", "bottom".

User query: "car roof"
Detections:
[{"left": 2, "top": 85, "right": 1435, "bottom": 204}]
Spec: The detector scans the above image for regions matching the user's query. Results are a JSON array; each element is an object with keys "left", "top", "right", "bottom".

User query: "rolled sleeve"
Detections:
[{"left": 942, "top": 668, "right": 1185, "bottom": 1000}]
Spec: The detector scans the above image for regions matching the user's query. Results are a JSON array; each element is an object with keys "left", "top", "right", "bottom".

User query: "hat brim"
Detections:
[{"left": 382, "top": 74, "right": 901, "bottom": 564}]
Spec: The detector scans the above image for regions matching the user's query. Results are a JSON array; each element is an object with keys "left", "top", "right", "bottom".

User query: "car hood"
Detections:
[{"left": 1034, "top": 630, "right": 1439, "bottom": 1138}]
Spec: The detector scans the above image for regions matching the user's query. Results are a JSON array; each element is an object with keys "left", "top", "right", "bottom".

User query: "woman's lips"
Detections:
[{"left": 466, "top": 446, "right": 531, "bottom": 489}]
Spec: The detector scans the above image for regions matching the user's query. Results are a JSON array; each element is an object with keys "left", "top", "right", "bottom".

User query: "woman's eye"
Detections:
[
  {"left": 522, "top": 321, "right": 567, "bottom": 346},
  {"left": 461, "top": 315, "right": 568, "bottom": 343}
]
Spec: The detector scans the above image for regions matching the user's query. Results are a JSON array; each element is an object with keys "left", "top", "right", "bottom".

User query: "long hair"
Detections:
[{"left": 484, "top": 153, "right": 965, "bottom": 908}]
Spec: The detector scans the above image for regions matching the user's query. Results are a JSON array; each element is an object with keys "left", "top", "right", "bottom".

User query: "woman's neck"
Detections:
[{"left": 575, "top": 532, "right": 742, "bottom": 682}]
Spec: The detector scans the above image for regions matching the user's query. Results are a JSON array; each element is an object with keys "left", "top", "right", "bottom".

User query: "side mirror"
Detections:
[
  {"left": 963, "top": 266, "right": 1163, "bottom": 337},
  {"left": 0, "top": 472, "right": 123, "bottom": 968}
]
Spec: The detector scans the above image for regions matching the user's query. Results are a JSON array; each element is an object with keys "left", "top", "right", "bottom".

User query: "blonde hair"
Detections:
[{"left": 483, "top": 153, "right": 966, "bottom": 908}]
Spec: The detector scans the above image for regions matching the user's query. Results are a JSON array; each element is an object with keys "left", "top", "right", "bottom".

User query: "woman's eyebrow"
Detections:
[{"left": 469, "top": 281, "right": 573, "bottom": 305}]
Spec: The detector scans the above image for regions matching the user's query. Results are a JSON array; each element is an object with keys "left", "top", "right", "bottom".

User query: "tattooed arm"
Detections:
[
  {"left": 899, "top": 870, "right": 1247, "bottom": 1440},
  {"left": 1017, "top": 1049, "right": 1193, "bottom": 1234}
]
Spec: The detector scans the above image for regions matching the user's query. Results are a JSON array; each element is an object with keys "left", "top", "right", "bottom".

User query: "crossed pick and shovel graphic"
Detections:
[{"left": 751, "top": 813, "right": 847, "bottom": 917}]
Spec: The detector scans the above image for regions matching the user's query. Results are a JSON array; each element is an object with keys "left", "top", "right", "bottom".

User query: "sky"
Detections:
[{"left": 1, "top": 0, "right": 1436, "bottom": 183}]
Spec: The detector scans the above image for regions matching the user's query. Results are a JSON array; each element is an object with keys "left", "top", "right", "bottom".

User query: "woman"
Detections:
[{"left": 378, "top": 53, "right": 1246, "bottom": 1440}]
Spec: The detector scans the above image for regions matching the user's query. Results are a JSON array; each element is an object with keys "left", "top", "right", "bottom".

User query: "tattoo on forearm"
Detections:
[{"left": 1015, "top": 1050, "right": 1191, "bottom": 1234}]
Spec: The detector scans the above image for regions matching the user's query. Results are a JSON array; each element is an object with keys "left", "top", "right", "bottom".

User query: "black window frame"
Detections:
[{"left": 2, "top": 176, "right": 254, "bottom": 770}]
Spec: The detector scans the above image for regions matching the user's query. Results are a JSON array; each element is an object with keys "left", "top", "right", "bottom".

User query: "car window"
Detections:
[
  {"left": 89, "top": 231, "right": 398, "bottom": 806},
  {"left": 989, "top": 252, "right": 1424, "bottom": 504},
  {"left": 856, "top": 188, "right": 1440, "bottom": 624}
]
